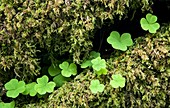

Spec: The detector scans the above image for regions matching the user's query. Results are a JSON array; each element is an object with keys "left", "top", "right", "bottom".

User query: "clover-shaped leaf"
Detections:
[
  {"left": 0, "top": 101, "right": 15, "bottom": 108},
  {"left": 140, "top": 13, "right": 160, "bottom": 33},
  {"left": 107, "top": 31, "right": 133, "bottom": 51},
  {"left": 5, "top": 79, "right": 26, "bottom": 98},
  {"left": 95, "top": 68, "right": 108, "bottom": 76},
  {"left": 53, "top": 74, "right": 71, "bottom": 87},
  {"left": 89, "top": 51, "right": 100, "bottom": 59},
  {"left": 81, "top": 51, "right": 100, "bottom": 69},
  {"left": 22, "top": 82, "right": 37, "bottom": 96},
  {"left": 59, "top": 61, "right": 77, "bottom": 77},
  {"left": 89, "top": 79, "right": 105, "bottom": 94},
  {"left": 48, "top": 64, "right": 61, "bottom": 76},
  {"left": 34, "top": 75, "right": 56, "bottom": 95},
  {"left": 91, "top": 57, "right": 106, "bottom": 71},
  {"left": 110, "top": 74, "right": 126, "bottom": 88}
]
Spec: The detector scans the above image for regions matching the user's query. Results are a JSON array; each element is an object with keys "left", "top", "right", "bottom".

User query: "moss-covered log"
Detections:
[
  {"left": 22, "top": 24, "right": 170, "bottom": 108},
  {"left": 0, "top": 0, "right": 152, "bottom": 82}
]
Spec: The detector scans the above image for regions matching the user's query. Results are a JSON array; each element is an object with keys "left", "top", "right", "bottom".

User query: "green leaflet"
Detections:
[
  {"left": 107, "top": 31, "right": 133, "bottom": 51},
  {"left": 22, "top": 82, "right": 37, "bottom": 96},
  {"left": 89, "top": 51, "right": 100, "bottom": 59},
  {"left": 140, "top": 13, "right": 160, "bottom": 33},
  {"left": 81, "top": 51, "right": 100, "bottom": 68},
  {"left": 95, "top": 68, "right": 108, "bottom": 76},
  {"left": 5, "top": 79, "right": 25, "bottom": 98},
  {"left": 110, "top": 74, "right": 126, "bottom": 88},
  {"left": 53, "top": 74, "right": 71, "bottom": 87},
  {"left": 48, "top": 64, "right": 61, "bottom": 76},
  {"left": 81, "top": 60, "right": 92, "bottom": 68},
  {"left": 0, "top": 101, "right": 15, "bottom": 108},
  {"left": 91, "top": 57, "right": 106, "bottom": 71},
  {"left": 59, "top": 61, "right": 77, "bottom": 77},
  {"left": 34, "top": 75, "right": 56, "bottom": 95},
  {"left": 89, "top": 79, "right": 105, "bottom": 94}
]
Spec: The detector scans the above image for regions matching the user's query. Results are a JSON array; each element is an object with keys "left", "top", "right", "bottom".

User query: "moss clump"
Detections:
[
  {"left": 0, "top": 0, "right": 152, "bottom": 82},
  {"left": 22, "top": 23, "right": 170, "bottom": 108}
]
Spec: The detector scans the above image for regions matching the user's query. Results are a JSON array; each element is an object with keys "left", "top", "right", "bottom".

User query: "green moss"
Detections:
[
  {"left": 0, "top": 0, "right": 152, "bottom": 81},
  {"left": 22, "top": 23, "right": 170, "bottom": 107}
]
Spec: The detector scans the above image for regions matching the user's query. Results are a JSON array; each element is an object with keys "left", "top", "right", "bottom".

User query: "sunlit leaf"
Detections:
[
  {"left": 89, "top": 79, "right": 105, "bottom": 94},
  {"left": 0, "top": 101, "right": 15, "bottom": 108},
  {"left": 110, "top": 74, "right": 126, "bottom": 88},
  {"left": 5, "top": 79, "right": 25, "bottom": 98},
  {"left": 59, "top": 61, "right": 77, "bottom": 77},
  {"left": 34, "top": 75, "right": 56, "bottom": 95},
  {"left": 140, "top": 13, "right": 160, "bottom": 33},
  {"left": 91, "top": 57, "right": 106, "bottom": 71},
  {"left": 22, "top": 82, "right": 37, "bottom": 96},
  {"left": 107, "top": 31, "right": 133, "bottom": 51}
]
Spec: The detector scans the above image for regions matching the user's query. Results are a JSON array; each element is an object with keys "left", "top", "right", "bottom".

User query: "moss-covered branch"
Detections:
[{"left": 22, "top": 23, "right": 170, "bottom": 107}]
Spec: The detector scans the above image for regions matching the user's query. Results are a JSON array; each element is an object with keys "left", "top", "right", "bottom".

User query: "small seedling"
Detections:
[
  {"left": 5, "top": 79, "right": 26, "bottom": 98},
  {"left": 107, "top": 31, "right": 133, "bottom": 51},
  {"left": 59, "top": 61, "right": 77, "bottom": 77},
  {"left": 81, "top": 52, "right": 107, "bottom": 76},
  {"left": 48, "top": 63, "right": 71, "bottom": 87},
  {"left": 0, "top": 101, "right": 15, "bottom": 108},
  {"left": 91, "top": 57, "right": 106, "bottom": 71},
  {"left": 110, "top": 74, "right": 126, "bottom": 88},
  {"left": 89, "top": 79, "right": 105, "bottom": 94},
  {"left": 22, "top": 82, "right": 37, "bottom": 96},
  {"left": 34, "top": 75, "right": 56, "bottom": 95},
  {"left": 81, "top": 51, "right": 100, "bottom": 68},
  {"left": 140, "top": 13, "right": 160, "bottom": 33}
]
